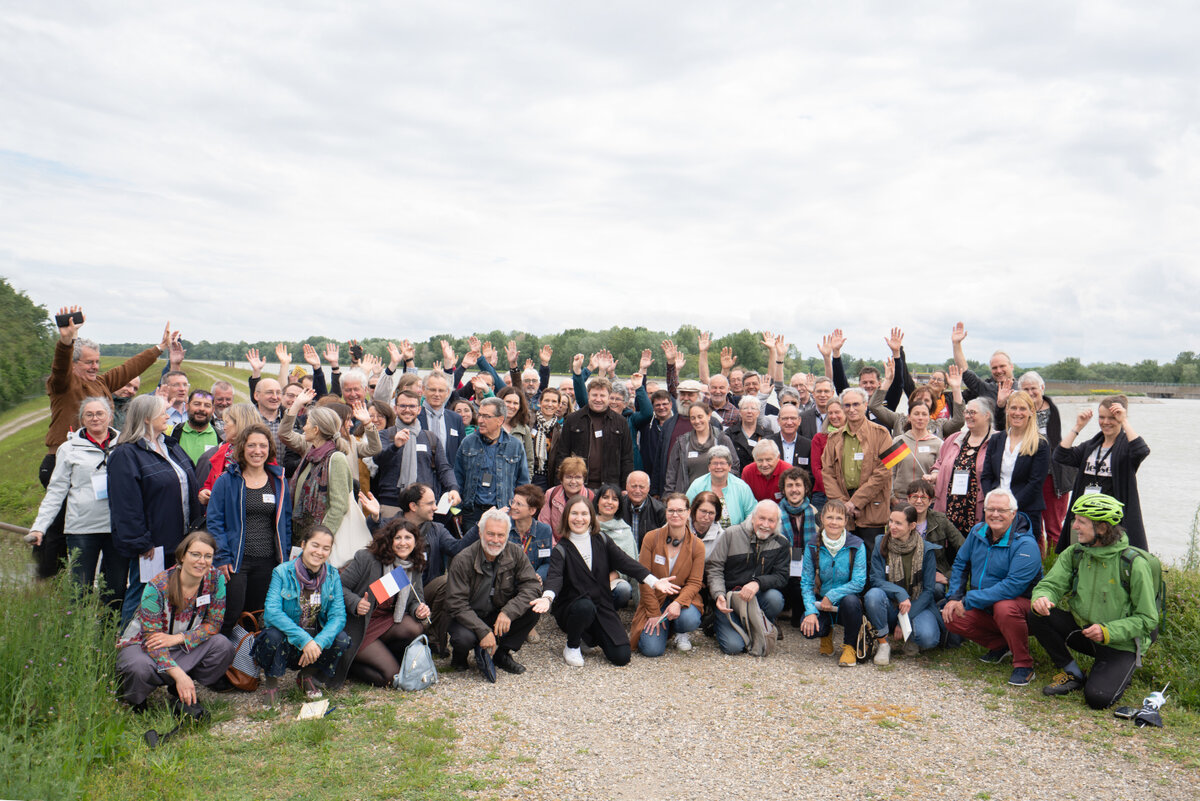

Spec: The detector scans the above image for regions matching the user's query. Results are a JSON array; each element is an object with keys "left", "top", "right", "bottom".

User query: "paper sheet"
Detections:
[
  {"left": 138, "top": 546, "right": 164, "bottom": 582},
  {"left": 297, "top": 699, "right": 329, "bottom": 720},
  {"left": 898, "top": 611, "right": 912, "bottom": 641}
]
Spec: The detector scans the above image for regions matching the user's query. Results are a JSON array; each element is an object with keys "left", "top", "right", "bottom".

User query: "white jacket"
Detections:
[{"left": 32, "top": 428, "right": 118, "bottom": 535}]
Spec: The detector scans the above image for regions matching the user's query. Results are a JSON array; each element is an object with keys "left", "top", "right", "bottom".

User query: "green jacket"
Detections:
[{"left": 1032, "top": 534, "right": 1158, "bottom": 654}]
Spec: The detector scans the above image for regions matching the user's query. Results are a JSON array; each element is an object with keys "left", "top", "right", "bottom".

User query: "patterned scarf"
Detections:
[
  {"left": 531, "top": 410, "right": 558, "bottom": 474},
  {"left": 295, "top": 558, "right": 327, "bottom": 631},
  {"left": 779, "top": 497, "right": 818, "bottom": 548},
  {"left": 294, "top": 440, "right": 336, "bottom": 521},
  {"left": 883, "top": 531, "right": 924, "bottom": 599},
  {"left": 389, "top": 558, "right": 415, "bottom": 622}
]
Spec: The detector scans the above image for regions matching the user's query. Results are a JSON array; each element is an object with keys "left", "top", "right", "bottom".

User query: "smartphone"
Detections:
[
  {"left": 55, "top": 310, "right": 84, "bottom": 328},
  {"left": 349, "top": 344, "right": 364, "bottom": 361},
  {"left": 1113, "top": 706, "right": 1138, "bottom": 720}
]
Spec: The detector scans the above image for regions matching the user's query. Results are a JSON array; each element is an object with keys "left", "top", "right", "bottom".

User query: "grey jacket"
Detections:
[{"left": 33, "top": 428, "right": 118, "bottom": 534}]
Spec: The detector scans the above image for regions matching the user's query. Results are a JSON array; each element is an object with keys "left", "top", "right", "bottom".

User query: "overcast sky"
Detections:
[{"left": 4, "top": 2, "right": 1198, "bottom": 365}]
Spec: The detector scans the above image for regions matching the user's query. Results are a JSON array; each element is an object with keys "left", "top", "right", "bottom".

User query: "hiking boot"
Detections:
[
  {"left": 1042, "top": 671, "right": 1085, "bottom": 696},
  {"left": 980, "top": 647, "right": 1012, "bottom": 664},
  {"left": 819, "top": 635, "right": 834, "bottom": 655},
  {"left": 493, "top": 649, "right": 526, "bottom": 675},
  {"left": 674, "top": 632, "right": 693, "bottom": 652},
  {"left": 450, "top": 648, "right": 470, "bottom": 671},
  {"left": 873, "top": 640, "right": 891, "bottom": 666},
  {"left": 902, "top": 639, "right": 920, "bottom": 657},
  {"left": 563, "top": 646, "right": 584, "bottom": 667},
  {"left": 838, "top": 645, "right": 857, "bottom": 667},
  {"left": 1008, "top": 667, "right": 1036, "bottom": 687}
]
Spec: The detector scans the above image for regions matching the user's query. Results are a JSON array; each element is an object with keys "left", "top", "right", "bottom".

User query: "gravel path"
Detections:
[{"left": 392, "top": 618, "right": 1197, "bottom": 801}]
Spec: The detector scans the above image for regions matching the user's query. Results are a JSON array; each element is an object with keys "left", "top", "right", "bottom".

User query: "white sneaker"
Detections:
[
  {"left": 874, "top": 640, "right": 891, "bottom": 666},
  {"left": 563, "top": 646, "right": 584, "bottom": 667},
  {"left": 674, "top": 632, "right": 693, "bottom": 652}
]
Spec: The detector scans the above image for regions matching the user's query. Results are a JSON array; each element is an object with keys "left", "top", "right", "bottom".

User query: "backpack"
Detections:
[
  {"left": 1070, "top": 546, "right": 1165, "bottom": 643},
  {"left": 393, "top": 634, "right": 439, "bottom": 691}
]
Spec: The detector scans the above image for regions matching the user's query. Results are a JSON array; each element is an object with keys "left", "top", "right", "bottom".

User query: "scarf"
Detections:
[
  {"left": 779, "top": 497, "right": 818, "bottom": 548},
  {"left": 531, "top": 410, "right": 557, "bottom": 474},
  {"left": 394, "top": 420, "right": 422, "bottom": 488},
  {"left": 821, "top": 529, "right": 846, "bottom": 556},
  {"left": 390, "top": 558, "right": 414, "bottom": 622},
  {"left": 295, "top": 440, "right": 336, "bottom": 521},
  {"left": 883, "top": 531, "right": 924, "bottom": 600},
  {"left": 295, "top": 559, "right": 327, "bottom": 631}
]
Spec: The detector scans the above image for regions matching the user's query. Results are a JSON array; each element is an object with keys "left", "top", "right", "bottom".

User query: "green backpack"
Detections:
[{"left": 1070, "top": 546, "right": 1165, "bottom": 643}]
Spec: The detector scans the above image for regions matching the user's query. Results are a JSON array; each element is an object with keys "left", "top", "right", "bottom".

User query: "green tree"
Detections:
[{"left": 0, "top": 278, "right": 56, "bottom": 412}]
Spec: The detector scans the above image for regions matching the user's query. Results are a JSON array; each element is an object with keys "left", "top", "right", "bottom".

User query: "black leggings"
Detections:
[
  {"left": 1028, "top": 607, "right": 1138, "bottom": 709},
  {"left": 349, "top": 616, "right": 425, "bottom": 687},
  {"left": 560, "top": 598, "right": 630, "bottom": 666},
  {"left": 221, "top": 556, "right": 278, "bottom": 637}
]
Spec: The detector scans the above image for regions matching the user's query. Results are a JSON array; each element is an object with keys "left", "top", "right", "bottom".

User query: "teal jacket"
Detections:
[
  {"left": 263, "top": 558, "right": 347, "bottom": 650},
  {"left": 685, "top": 473, "right": 758, "bottom": 526}
]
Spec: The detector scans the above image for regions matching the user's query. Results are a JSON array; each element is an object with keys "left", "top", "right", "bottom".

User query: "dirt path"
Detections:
[{"left": 0, "top": 409, "right": 49, "bottom": 442}]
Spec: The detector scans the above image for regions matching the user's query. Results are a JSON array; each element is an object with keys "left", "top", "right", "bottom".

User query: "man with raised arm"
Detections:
[{"left": 951, "top": 321, "right": 1014, "bottom": 426}]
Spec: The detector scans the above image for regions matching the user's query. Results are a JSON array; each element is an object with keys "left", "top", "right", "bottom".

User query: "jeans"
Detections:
[
  {"left": 252, "top": 626, "right": 352, "bottom": 680},
  {"left": 611, "top": 579, "right": 633, "bottom": 610},
  {"left": 66, "top": 533, "right": 128, "bottom": 612},
  {"left": 714, "top": 588, "right": 784, "bottom": 655},
  {"left": 638, "top": 604, "right": 702, "bottom": 657},
  {"left": 863, "top": 588, "right": 941, "bottom": 650},
  {"left": 802, "top": 592, "right": 864, "bottom": 647}
]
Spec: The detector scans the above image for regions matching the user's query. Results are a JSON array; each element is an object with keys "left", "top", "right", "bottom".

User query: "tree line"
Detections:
[{"left": 0, "top": 279, "right": 56, "bottom": 413}]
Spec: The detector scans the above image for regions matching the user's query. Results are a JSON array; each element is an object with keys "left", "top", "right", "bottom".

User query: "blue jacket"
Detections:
[
  {"left": 869, "top": 538, "right": 941, "bottom": 620},
  {"left": 949, "top": 513, "right": 1043, "bottom": 611},
  {"left": 207, "top": 462, "right": 293, "bottom": 573},
  {"left": 263, "top": 558, "right": 347, "bottom": 650},
  {"left": 108, "top": 436, "right": 202, "bottom": 559},
  {"left": 800, "top": 534, "right": 866, "bottom": 616},
  {"left": 418, "top": 406, "right": 465, "bottom": 472},
  {"left": 454, "top": 429, "right": 530, "bottom": 508},
  {"left": 460, "top": 519, "right": 554, "bottom": 580}
]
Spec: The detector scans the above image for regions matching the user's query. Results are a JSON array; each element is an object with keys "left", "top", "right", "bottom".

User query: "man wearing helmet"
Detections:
[{"left": 1028, "top": 494, "right": 1159, "bottom": 709}]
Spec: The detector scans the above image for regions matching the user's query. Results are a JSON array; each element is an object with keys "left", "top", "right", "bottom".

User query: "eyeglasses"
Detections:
[
  {"left": 81, "top": 411, "right": 110, "bottom": 419},
  {"left": 395, "top": 404, "right": 420, "bottom": 410},
  {"left": 985, "top": 508, "right": 1014, "bottom": 515},
  {"left": 665, "top": 508, "right": 689, "bottom": 516},
  {"left": 186, "top": 551, "right": 214, "bottom": 562},
  {"left": 477, "top": 412, "right": 501, "bottom": 420},
  {"left": 907, "top": 493, "right": 929, "bottom": 501}
]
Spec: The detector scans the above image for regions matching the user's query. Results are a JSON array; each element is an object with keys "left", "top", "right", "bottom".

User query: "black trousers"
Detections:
[
  {"left": 559, "top": 598, "right": 630, "bottom": 666},
  {"left": 1028, "top": 607, "right": 1138, "bottom": 709},
  {"left": 221, "top": 556, "right": 278, "bottom": 637},
  {"left": 448, "top": 606, "right": 540, "bottom": 654},
  {"left": 35, "top": 454, "right": 69, "bottom": 579}
]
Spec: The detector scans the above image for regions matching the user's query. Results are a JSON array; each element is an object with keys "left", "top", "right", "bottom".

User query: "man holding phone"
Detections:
[{"left": 39, "top": 305, "right": 174, "bottom": 578}]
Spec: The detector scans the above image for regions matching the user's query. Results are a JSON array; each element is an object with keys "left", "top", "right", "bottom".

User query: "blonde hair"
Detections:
[
  {"left": 222, "top": 403, "right": 261, "bottom": 441},
  {"left": 307, "top": 406, "right": 351, "bottom": 454},
  {"left": 1006, "top": 391, "right": 1043, "bottom": 457}
]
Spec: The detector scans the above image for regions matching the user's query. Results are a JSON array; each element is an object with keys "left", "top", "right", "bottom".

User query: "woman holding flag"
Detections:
[{"left": 333, "top": 518, "right": 430, "bottom": 688}]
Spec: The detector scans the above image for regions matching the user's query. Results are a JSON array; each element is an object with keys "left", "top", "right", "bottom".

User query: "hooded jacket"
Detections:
[{"left": 948, "top": 512, "right": 1042, "bottom": 611}]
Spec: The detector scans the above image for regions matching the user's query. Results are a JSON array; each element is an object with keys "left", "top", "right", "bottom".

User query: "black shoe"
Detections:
[
  {"left": 450, "top": 648, "right": 469, "bottom": 671},
  {"left": 493, "top": 649, "right": 526, "bottom": 675},
  {"left": 208, "top": 675, "right": 235, "bottom": 693},
  {"left": 475, "top": 646, "right": 497, "bottom": 683},
  {"left": 1042, "top": 671, "right": 1085, "bottom": 696},
  {"left": 979, "top": 647, "right": 1012, "bottom": 664}
]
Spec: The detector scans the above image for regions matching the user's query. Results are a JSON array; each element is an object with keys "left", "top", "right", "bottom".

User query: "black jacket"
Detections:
[
  {"left": 619, "top": 495, "right": 666, "bottom": 546},
  {"left": 551, "top": 407, "right": 634, "bottom": 489},
  {"left": 545, "top": 532, "right": 650, "bottom": 647}
]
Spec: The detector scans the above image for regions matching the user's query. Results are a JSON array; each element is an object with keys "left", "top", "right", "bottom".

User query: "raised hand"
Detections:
[
  {"left": 159, "top": 321, "right": 172, "bottom": 352},
  {"left": 323, "top": 342, "right": 340, "bottom": 367},
  {"left": 760, "top": 330, "right": 775, "bottom": 351},
  {"left": 885, "top": 327, "right": 904, "bottom": 357},
  {"left": 1074, "top": 409, "right": 1094, "bottom": 431},
  {"left": 246, "top": 348, "right": 266, "bottom": 374},
  {"left": 302, "top": 343, "right": 321, "bottom": 368},
  {"left": 996, "top": 378, "right": 1013, "bottom": 407},
  {"left": 698, "top": 331, "right": 711, "bottom": 352},
  {"left": 1110, "top": 403, "right": 1128, "bottom": 427},
  {"left": 720, "top": 346, "right": 737, "bottom": 371},
  {"left": 596, "top": 349, "right": 614, "bottom": 374},
  {"left": 828, "top": 329, "right": 846, "bottom": 358},
  {"left": 661, "top": 339, "right": 678, "bottom": 363},
  {"left": 56, "top": 305, "right": 85, "bottom": 343},
  {"left": 441, "top": 339, "right": 457, "bottom": 365},
  {"left": 431, "top": 360, "right": 444, "bottom": 374},
  {"left": 351, "top": 401, "right": 371, "bottom": 424},
  {"left": 481, "top": 341, "right": 497, "bottom": 366},
  {"left": 393, "top": 428, "right": 412, "bottom": 448},
  {"left": 386, "top": 341, "right": 402, "bottom": 370},
  {"left": 951, "top": 322, "right": 968, "bottom": 344},
  {"left": 539, "top": 344, "right": 553, "bottom": 366},
  {"left": 675, "top": 350, "right": 686, "bottom": 371},
  {"left": 291, "top": 387, "right": 316, "bottom": 413},
  {"left": 347, "top": 339, "right": 361, "bottom": 366},
  {"left": 947, "top": 364, "right": 963, "bottom": 391},
  {"left": 774, "top": 334, "right": 787, "bottom": 359},
  {"left": 587, "top": 352, "right": 600, "bottom": 373},
  {"left": 275, "top": 343, "right": 291, "bottom": 366},
  {"left": 639, "top": 348, "right": 654, "bottom": 372},
  {"left": 400, "top": 339, "right": 415, "bottom": 363},
  {"left": 572, "top": 353, "right": 585, "bottom": 375},
  {"left": 468, "top": 335, "right": 482, "bottom": 355},
  {"left": 361, "top": 353, "right": 383, "bottom": 377},
  {"left": 524, "top": 358, "right": 534, "bottom": 372},
  {"left": 817, "top": 335, "right": 832, "bottom": 359},
  {"left": 505, "top": 340, "right": 519, "bottom": 368},
  {"left": 461, "top": 349, "right": 479, "bottom": 369},
  {"left": 629, "top": 372, "right": 644, "bottom": 390},
  {"left": 884, "top": 356, "right": 895, "bottom": 384},
  {"left": 168, "top": 333, "right": 186, "bottom": 367}
]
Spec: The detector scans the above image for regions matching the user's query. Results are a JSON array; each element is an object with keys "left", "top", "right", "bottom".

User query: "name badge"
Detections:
[
  {"left": 790, "top": 560, "right": 803, "bottom": 577},
  {"left": 416, "top": 444, "right": 428, "bottom": 453},
  {"left": 918, "top": 446, "right": 931, "bottom": 453},
  {"left": 1083, "top": 484, "right": 1102, "bottom": 496},
  {"left": 951, "top": 469, "right": 970, "bottom": 495},
  {"left": 91, "top": 474, "right": 109, "bottom": 500},
  {"left": 537, "top": 548, "right": 551, "bottom": 558},
  {"left": 290, "top": 546, "right": 302, "bottom": 560},
  {"left": 311, "top": 593, "right": 321, "bottom": 605},
  {"left": 687, "top": 451, "right": 699, "bottom": 458},
  {"left": 654, "top": 554, "right": 667, "bottom": 565},
  {"left": 853, "top": 452, "right": 864, "bottom": 461},
  {"left": 262, "top": 493, "right": 275, "bottom": 504},
  {"left": 196, "top": 594, "right": 211, "bottom": 606},
  {"left": 746, "top": 438, "right": 758, "bottom": 447},
  {"left": 594, "top": 430, "right": 603, "bottom": 438},
  {"left": 774, "top": 492, "right": 782, "bottom": 500},
  {"left": 449, "top": 428, "right": 459, "bottom": 437},
  {"left": 798, "top": 457, "right": 809, "bottom": 465}
]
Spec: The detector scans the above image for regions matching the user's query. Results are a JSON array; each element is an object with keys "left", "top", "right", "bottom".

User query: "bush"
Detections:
[
  {"left": 0, "top": 570, "right": 129, "bottom": 799},
  {"left": 1136, "top": 567, "right": 1200, "bottom": 710},
  {"left": 0, "top": 277, "right": 56, "bottom": 413}
]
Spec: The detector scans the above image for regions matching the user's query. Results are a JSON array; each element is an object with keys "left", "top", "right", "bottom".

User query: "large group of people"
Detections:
[{"left": 30, "top": 307, "right": 1160, "bottom": 717}]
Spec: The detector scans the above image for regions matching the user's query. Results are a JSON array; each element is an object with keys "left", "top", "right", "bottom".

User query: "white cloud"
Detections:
[{"left": 3, "top": 1, "right": 1199, "bottom": 365}]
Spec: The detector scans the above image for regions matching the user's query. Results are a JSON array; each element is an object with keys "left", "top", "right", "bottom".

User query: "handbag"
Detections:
[
  {"left": 329, "top": 496, "right": 372, "bottom": 569},
  {"left": 856, "top": 616, "right": 880, "bottom": 664},
  {"left": 393, "top": 634, "right": 439, "bottom": 691},
  {"left": 225, "top": 611, "right": 262, "bottom": 691}
]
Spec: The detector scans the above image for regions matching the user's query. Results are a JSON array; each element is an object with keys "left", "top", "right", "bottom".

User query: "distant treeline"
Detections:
[
  {"left": 101, "top": 326, "right": 1200, "bottom": 385},
  {"left": 0, "top": 279, "right": 56, "bottom": 412}
]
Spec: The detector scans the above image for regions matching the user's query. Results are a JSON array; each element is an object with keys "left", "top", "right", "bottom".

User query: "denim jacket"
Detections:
[
  {"left": 453, "top": 429, "right": 530, "bottom": 508},
  {"left": 263, "top": 558, "right": 347, "bottom": 650}
]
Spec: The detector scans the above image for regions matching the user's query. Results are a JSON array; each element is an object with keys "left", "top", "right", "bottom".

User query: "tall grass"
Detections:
[{"left": 0, "top": 570, "right": 129, "bottom": 799}]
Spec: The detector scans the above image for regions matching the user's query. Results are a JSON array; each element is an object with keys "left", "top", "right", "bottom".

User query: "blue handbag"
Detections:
[{"left": 393, "top": 634, "right": 438, "bottom": 691}]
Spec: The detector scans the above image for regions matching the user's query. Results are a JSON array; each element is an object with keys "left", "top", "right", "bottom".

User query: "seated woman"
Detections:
[
  {"left": 334, "top": 518, "right": 430, "bottom": 688},
  {"left": 595, "top": 484, "right": 639, "bottom": 609},
  {"left": 685, "top": 446, "right": 757, "bottom": 527},
  {"left": 798, "top": 500, "right": 867, "bottom": 667},
  {"left": 532, "top": 496, "right": 680, "bottom": 667},
  {"left": 864, "top": 506, "right": 943, "bottom": 665},
  {"left": 689, "top": 491, "right": 725, "bottom": 559},
  {"left": 1029, "top": 494, "right": 1158, "bottom": 709},
  {"left": 253, "top": 526, "right": 350, "bottom": 703},
  {"left": 903, "top": 479, "right": 962, "bottom": 598},
  {"left": 538, "top": 456, "right": 593, "bottom": 538},
  {"left": 630, "top": 493, "right": 706, "bottom": 656},
  {"left": 116, "top": 531, "right": 234, "bottom": 713},
  {"left": 208, "top": 424, "right": 292, "bottom": 638}
]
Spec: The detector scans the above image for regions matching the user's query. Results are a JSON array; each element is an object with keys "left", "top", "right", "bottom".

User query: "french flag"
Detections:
[{"left": 368, "top": 566, "right": 411, "bottom": 604}]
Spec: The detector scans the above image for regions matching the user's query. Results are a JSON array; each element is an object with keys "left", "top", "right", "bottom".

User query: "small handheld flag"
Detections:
[
  {"left": 368, "top": 565, "right": 412, "bottom": 604},
  {"left": 880, "top": 440, "right": 912, "bottom": 469}
]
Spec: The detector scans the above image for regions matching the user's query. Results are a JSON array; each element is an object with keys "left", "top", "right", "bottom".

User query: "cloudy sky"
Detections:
[{"left": 4, "top": 1, "right": 1198, "bottom": 365}]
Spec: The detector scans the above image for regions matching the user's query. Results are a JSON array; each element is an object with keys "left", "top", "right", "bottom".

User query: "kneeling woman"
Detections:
[
  {"left": 334, "top": 518, "right": 431, "bottom": 688},
  {"left": 253, "top": 526, "right": 350, "bottom": 701},
  {"left": 799, "top": 500, "right": 867, "bottom": 667},
  {"left": 864, "top": 506, "right": 943, "bottom": 666},
  {"left": 532, "top": 496, "right": 680, "bottom": 667},
  {"left": 116, "top": 531, "right": 234, "bottom": 712},
  {"left": 1029, "top": 494, "right": 1158, "bottom": 709},
  {"left": 630, "top": 493, "right": 706, "bottom": 657}
]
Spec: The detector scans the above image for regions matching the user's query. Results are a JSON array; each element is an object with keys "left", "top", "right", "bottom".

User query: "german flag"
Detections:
[{"left": 881, "top": 440, "right": 912, "bottom": 469}]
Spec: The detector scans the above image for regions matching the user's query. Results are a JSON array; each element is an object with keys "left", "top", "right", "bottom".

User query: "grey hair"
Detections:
[
  {"left": 72, "top": 338, "right": 100, "bottom": 362},
  {"left": 479, "top": 508, "right": 512, "bottom": 535},
  {"left": 751, "top": 439, "right": 780, "bottom": 459},
  {"left": 752, "top": 499, "right": 782, "bottom": 526},
  {"left": 777, "top": 388, "right": 801, "bottom": 406},
  {"left": 813, "top": 375, "right": 834, "bottom": 389},
  {"left": 1017, "top": 370, "right": 1045, "bottom": 391},
  {"left": 741, "top": 370, "right": 761, "bottom": 382},
  {"left": 609, "top": 382, "right": 629, "bottom": 401},
  {"left": 78, "top": 395, "right": 113, "bottom": 425},
  {"left": 707, "top": 445, "right": 733, "bottom": 465},
  {"left": 423, "top": 370, "right": 449, "bottom": 388},
  {"left": 340, "top": 367, "right": 368, "bottom": 391},
  {"left": 211, "top": 380, "right": 233, "bottom": 393},
  {"left": 984, "top": 488, "right": 1019, "bottom": 512},
  {"left": 966, "top": 397, "right": 994, "bottom": 417},
  {"left": 479, "top": 396, "right": 506, "bottom": 420},
  {"left": 307, "top": 406, "right": 351, "bottom": 454},
  {"left": 841, "top": 387, "right": 868, "bottom": 406},
  {"left": 116, "top": 394, "right": 167, "bottom": 445},
  {"left": 521, "top": 368, "right": 539, "bottom": 380},
  {"left": 737, "top": 395, "right": 761, "bottom": 412}
]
